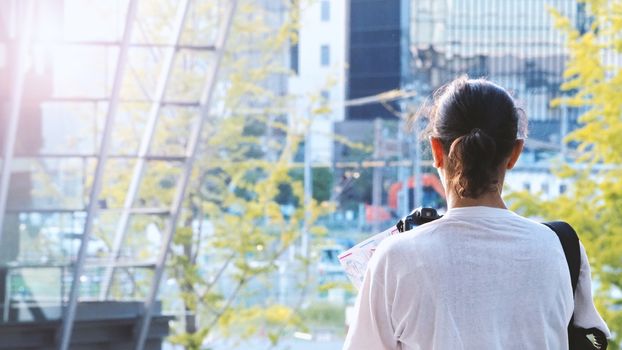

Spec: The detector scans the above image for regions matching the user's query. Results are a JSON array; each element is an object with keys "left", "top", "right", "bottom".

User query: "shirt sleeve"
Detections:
[
  {"left": 573, "top": 241, "right": 611, "bottom": 338},
  {"left": 343, "top": 250, "right": 400, "bottom": 350}
]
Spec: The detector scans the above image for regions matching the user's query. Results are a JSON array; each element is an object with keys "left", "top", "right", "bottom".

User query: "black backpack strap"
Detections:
[
  {"left": 543, "top": 221, "right": 581, "bottom": 294},
  {"left": 543, "top": 222, "right": 609, "bottom": 349}
]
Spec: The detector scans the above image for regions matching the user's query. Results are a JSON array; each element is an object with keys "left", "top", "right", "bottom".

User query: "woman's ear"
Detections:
[
  {"left": 506, "top": 139, "right": 524, "bottom": 170},
  {"left": 430, "top": 137, "right": 445, "bottom": 168}
]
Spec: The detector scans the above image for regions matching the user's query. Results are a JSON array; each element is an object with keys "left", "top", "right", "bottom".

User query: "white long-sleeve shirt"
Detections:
[{"left": 343, "top": 206, "right": 609, "bottom": 350}]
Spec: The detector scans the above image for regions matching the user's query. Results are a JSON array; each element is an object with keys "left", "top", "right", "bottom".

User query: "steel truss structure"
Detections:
[{"left": 0, "top": 1, "right": 238, "bottom": 349}]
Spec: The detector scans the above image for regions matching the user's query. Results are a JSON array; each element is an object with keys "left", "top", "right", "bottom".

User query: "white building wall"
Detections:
[
  {"left": 289, "top": 0, "right": 347, "bottom": 165},
  {"left": 505, "top": 169, "right": 570, "bottom": 200}
]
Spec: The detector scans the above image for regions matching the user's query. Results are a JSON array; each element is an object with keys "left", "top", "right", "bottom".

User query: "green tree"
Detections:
[
  {"left": 510, "top": 0, "right": 622, "bottom": 345},
  {"left": 163, "top": 1, "right": 337, "bottom": 349},
  {"left": 86, "top": 1, "right": 371, "bottom": 347}
]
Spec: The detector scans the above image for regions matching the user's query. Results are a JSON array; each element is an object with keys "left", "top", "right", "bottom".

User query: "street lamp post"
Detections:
[{"left": 412, "top": 118, "right": 423, "bottom": 210}]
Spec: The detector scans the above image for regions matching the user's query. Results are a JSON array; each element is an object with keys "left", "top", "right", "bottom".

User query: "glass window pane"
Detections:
[
  {"left": 321, "top": 1, "right": 330, "bottom": 21},
  {"left": 321, "top": 44, "right": 330, "bottom": 66}
]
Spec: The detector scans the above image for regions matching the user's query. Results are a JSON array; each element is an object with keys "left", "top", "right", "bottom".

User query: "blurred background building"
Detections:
[
  {"left": 289, "top": 0, "right": 347, "bottom": 165},
  {"left": 334, "top": 0, "right": 612, "bottom": 227}
]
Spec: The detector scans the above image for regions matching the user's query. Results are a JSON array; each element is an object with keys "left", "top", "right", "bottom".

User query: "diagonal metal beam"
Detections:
[
  {"left": 99, "top": 0, "right": 192, "bottom": 301},
  {"left": 0, "top": 0, "right": 34, "bottom": 249},
  {"left": 57, "top": 0, "right": 139, "bottom": 349},
  {"left": 33, "top": 40, "right": 217, "bottom": 50},
  {"left": 133, "top": 1, "right": 238, "bottom": 348}
]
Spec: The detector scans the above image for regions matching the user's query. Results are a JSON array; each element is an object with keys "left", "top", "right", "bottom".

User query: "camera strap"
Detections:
[
  {"left": 543, "top": 221, "right": 580, "bottom": 294},
  {"left": 543, "top": 221, "right": 608, "bottom": 349}
]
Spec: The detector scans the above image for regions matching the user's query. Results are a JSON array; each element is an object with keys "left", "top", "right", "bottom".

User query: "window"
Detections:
[
  {"left": 541, "top": 183, "right": 549, "bottom": 195},
  {"left": 290, "top": 41, "right": 299, "bottom": 74},
  {"left": 321, "top": 0, "right": 330, "bottom": 21},
  {"left": 321, "top": 89, "right": 330, "bottom": 102},
  {"left": 321, "top": 45, "right": 330, "bottom": 66},
  {"left": 559, "top": 184, "right": 567, "bottom": 194}
]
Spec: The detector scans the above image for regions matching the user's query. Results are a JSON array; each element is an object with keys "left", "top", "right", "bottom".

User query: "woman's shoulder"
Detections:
[
  {"left": 386, "top": 209, "right": 561, "bottom": 250},
  {"left": 374, "top": 219, "right": 445, "bottom": 258}
]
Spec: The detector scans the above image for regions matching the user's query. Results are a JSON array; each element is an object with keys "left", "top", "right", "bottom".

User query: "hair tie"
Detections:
[{"left": 470, "top": 128, "right": 482, "bottom": 137}]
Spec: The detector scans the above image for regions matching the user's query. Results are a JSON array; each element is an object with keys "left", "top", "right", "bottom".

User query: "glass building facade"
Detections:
[
  {"left": 0, "top": 0, "right": 238, "bottom": 348},
  {"left": 347, "top": 0, "right": 405, "bottom": 120},
  {"left": 339, "top": 0, "right": 622, "bottom": 224},
  {"left": 347, "top": 0, "right": 622, "bottom": 147},
  {"left": 409, "top": 0, "right": 583, "bottom": 144}
]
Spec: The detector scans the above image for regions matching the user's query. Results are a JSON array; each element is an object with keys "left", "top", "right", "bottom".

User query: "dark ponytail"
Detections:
[
  {"left": 422, "top": 76, "right": 527, "bottom": 198},
  {"left": 447, "top": 128, "right": 498, "bottom": 198}
]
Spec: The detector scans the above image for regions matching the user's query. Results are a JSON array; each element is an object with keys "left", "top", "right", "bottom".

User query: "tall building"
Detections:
[
  {"left": 346, "top": 0, "right": 408, "bottom": 120},
  {"left": 346, "top": 0, "right": 588, "bottom": 128},
  {"left": 341, "top": 0, "right": 608, "bottom": 202},
  {"left": 289, "top": 0, "right": 348, "bottom": 164},
  {"left": 409, "top": 0, "right": 587, "bottom": 142},
  {"left": 407, "top": 0, "right": 595, "bottom": 198}
]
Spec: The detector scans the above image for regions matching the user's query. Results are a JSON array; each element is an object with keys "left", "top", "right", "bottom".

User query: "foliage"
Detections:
[
  {"left": 163, "top": 1, "right": 335, "bottom": 349},
  {"left": 283, "top": 167, "right": 334, "bottom": 204},
  {"left": 299, "top": 302, "right": 346, "bottom": 328},
  {"left": 65, "top": 0, "right": 338, "bottom": 346},
  {"left": 510, "top": 1, "right": 622, "bottom": 345},
  {"left": 73, "top": 0, "right": 361, "bottom": 347}
]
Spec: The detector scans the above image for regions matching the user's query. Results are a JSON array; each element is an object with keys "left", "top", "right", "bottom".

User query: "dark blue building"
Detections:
[{"left": 347, "top": 0, "right": 409, "bottom": 120}]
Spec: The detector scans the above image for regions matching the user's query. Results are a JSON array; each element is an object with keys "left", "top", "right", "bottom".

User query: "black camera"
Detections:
[{"left": 396, "top": 207, "right": 442, "bottom": 233}]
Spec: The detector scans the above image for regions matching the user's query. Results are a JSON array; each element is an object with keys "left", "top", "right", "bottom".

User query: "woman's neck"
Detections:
[
  {"left": 447, "top": 190, "right": 507, "bottom": 210},
  {"left": 440, "top": 168, "right": 508, "bottom": 210}
]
